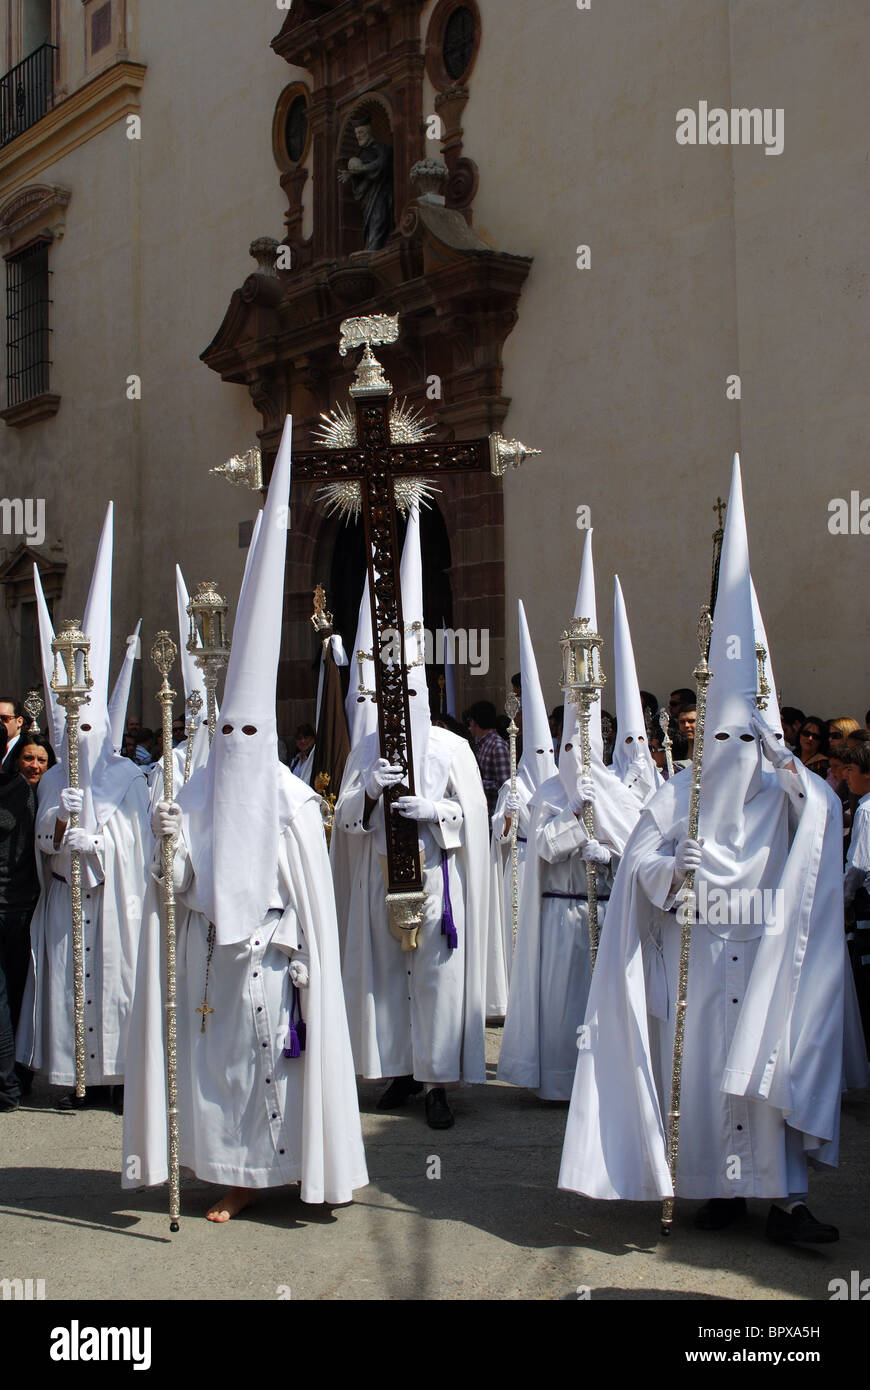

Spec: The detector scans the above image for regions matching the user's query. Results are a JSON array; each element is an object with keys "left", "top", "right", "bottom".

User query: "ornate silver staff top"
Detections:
[
  {"left": 23, "top": 688, "right": 44, "bottom": 733},
  {"left": 186, "top": 582, "right": 230, "bottom": 745}
]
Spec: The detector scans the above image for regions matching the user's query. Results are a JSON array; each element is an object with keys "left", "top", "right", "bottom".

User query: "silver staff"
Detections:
[
  {"left": 152, "top": 631, "right": 181, "bottom": 1233},
  {"left": 661, "top": 605, "right": 713, "bottom": 1237},
  {"left": 50, "top": 620, "right": 94, "bottom": 1098},
  {"left": 560, "top": 616, "right": 606, "bottom": 971},
  {"left": 505, "top": 690, "right": 521, "bottom": 954},
  {"left": 657, "top": 706, "right": 675, "bottom": 779},
  {"left": 183, "top": 690, "right": 203, "bottom": 785}
]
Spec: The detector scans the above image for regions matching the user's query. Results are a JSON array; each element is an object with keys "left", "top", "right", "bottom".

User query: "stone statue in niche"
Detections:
[{"left": 338, "top": 116, "right": 394, "bottom": 250}]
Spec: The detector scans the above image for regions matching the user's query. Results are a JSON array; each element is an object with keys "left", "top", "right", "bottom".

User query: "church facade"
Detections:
[{"left": 1, "top": 0, "right": 867, "bottom": 731}]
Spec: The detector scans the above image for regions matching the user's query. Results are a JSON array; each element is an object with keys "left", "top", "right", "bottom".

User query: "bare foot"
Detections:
[{"left": 206, "top": 1187, "right": 257, "bottom": 1223}]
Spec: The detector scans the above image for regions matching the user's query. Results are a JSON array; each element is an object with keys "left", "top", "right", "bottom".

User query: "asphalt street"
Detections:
[{"left": 1, "top": 1029, "right": 868, "bottom": 1302}]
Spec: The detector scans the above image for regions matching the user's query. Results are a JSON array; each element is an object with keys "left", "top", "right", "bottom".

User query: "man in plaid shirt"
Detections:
[{"left": 467, "top": 701, "right": 511, "bottom": 818}]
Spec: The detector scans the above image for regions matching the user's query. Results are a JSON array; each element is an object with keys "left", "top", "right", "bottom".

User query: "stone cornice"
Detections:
[
  {"left": 0, "top": 61, "right": 147, "bottom": 194},
  {"left": 0, "top": 184, "right": 71, "bottom": 251}
]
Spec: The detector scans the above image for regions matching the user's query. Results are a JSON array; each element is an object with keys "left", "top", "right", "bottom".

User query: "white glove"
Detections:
[
  {"left": 582, "top": 839, "right": 611, "bottom": 865},
  {"left": 66, "top": 827, "right": 103, "bottom": 855},
  {"left": 504, "top": 790, "right": 521, "bottom": 813},
  {"left": 365, "top": 758, "right": 404, "bottom": 800},
  {"left": 391, "top": 796, "right": 438, "bottom": 823},
  {"left": 569, "top": 778, "right": 595, "bottom": 815},
  {"left": 750, "top": 713, "right": 792, "bottom": 769},
  {"left": 60, "top": 787, "right": 84, "bottom": 816},
  {"left": 289, "top": 959, "right": 309, "bottom": 989},
  {"left": 152, "top": 801, "right": 182, "bottom": 839},
  {"left": 674, "top": 837, "right": 702, "bottom": 880}
]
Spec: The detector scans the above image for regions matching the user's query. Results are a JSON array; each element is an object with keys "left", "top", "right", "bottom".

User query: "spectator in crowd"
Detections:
[
  {"left": 667, "top": 687, "right": 695, "bottom": 728},
  {"left": 466, "top": 700, "right": 510, "bottom": 818},
  {"left": 0, "top": 725, "right": 40, "bottom": 1110},
  {"left": 133, "top": 727, "right": 154, "bottom": 766},
  {"left": 678, "top": 700, "right": 697, "bottom": 760},
  {"left": 290, "top": 723, "right": 316, "bottom": 777},
  {"left": 0, "top": 698, "right": 25, "bottom": 773},
  {"left": 827, "top": 748, "right": 853, "bottom": 861},
  {"left": 780, "top": 706, "right": 805, "bottom": 753},
  {"left": 828, "top": 717, "right": 860, "bottom": 757},
  {"left": 15, "top": 734, "right": 55, "bottom": 790},
  {"left": 847, "top": 728, "right": 870, "bottom": 749},
  {"left": 797, "top": 716, "right": 829, "bottom": 780},
  {"left": 649, "top": 727, "right": 667, "bottom": 775},
  {"left": 171, "top": 713, "right": 186, "bottom": 747}
]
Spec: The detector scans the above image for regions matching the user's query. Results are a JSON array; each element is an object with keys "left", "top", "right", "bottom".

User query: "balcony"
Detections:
[{"left": 0, "top": 45, "right": 57, "bottom": 150}]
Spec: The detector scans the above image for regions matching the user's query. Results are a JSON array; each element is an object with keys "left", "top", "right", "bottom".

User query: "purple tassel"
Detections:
[
  {"left": 283, "top": 984, "right": 307, "bottom": 1058},
  {"left": 440, "top": 850, "right": 458, "bottom": 951}
]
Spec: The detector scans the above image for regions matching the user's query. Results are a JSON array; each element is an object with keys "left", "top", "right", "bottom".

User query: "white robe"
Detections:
[
  {"left": 331, "top": 727, "right": 489, "bottom": 1084},
  {"left": 17, "top": 763, "right": 151, "bottom": 1085},
  {"left": 498, "top": 776, "right": 625, "bottom": 1100},
  {"left": 559, "top": 762, "right": 870, "bottom": 1201},
  {"left": 122, "top": 789, "right": 367, "bottom": 1204}
]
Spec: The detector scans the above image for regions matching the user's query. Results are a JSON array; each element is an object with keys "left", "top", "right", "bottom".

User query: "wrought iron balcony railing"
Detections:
[{"left": 0, "top": 43, "right": 57, "bottom": 150}]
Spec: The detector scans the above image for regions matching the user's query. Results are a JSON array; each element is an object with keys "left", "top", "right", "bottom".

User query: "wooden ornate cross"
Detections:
[{"left": 290, "top": 315, "right": 539, "bottom": 943}]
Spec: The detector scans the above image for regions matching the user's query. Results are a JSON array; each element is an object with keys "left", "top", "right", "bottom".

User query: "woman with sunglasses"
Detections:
[{"left": 797, "top": 716, "right": 830, "bottom": 780}]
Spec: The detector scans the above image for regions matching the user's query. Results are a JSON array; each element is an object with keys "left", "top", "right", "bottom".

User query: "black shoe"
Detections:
[
  {"left": 766, "top": 1203, "right": 839, "bottom": 1245},
  {"left": 56, "top": 1091, "right": 87, "bottom": 1112},
  {"left": 0, "top": 1097, "right": 20, "bottom": 1113},
  {"left": 110, "top": 1086, "right": 124, "bottom": 1116},
  {"left": 425, "top": 1087, "right": 455, "bottom": 1130},
  {"left": 377, "top": 1076, "right": 424, "bottom": 1110},
  {"left": 695, "top": 1197, "right": 747, "bottom": 1230}
]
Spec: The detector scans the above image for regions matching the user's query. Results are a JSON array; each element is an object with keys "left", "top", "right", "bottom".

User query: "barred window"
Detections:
[{"left": 5, "top": 240, "right": 52, "bottom": 407}]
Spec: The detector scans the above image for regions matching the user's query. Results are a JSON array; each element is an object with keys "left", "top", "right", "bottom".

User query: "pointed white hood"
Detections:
[
  {"left": 346, "top": 570, "right": 378, "bottom": 748},
  {"left": 400, "top": 502, "right": 431, "bottom": 788},
  {"left": 178, "top": 417, "right": 296, "bottom": 947},
  {"left": 175, "top": 562, "right": 213, "bottom": 776},
  {"left": 176, "top": 566, "right": 207, "bottom": 719},
  {"left": 698, "top": 453, "right": 765, "bottom": 844},
  {"left": 33, "top": 563, "right": 64, "bottom": 750},
  {"left": 612, "top": 575, "right": 659, "bottom": 798},
  {"left": 55, "top": 503, "right": 141, "bottom": 829},
  {"left": 108, "top": 620, "right": 141, "bottom": 754},
  {"left": 516, "top": 599, "right": 556, "bottom": 798},
  {"left": 560, "top": 528, "right": 603, "bottom": 801}
]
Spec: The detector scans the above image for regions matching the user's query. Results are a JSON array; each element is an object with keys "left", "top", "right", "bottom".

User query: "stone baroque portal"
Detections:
[{"left": 201, "top": 0, "right": 532, "bottom": 723}]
